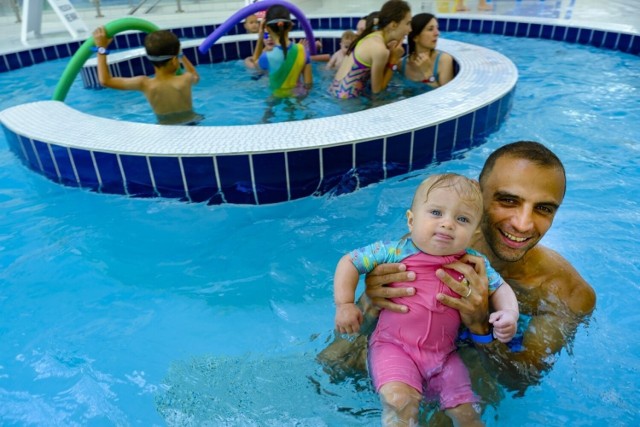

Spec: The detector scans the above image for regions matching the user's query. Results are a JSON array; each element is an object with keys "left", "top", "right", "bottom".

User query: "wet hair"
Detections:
[
  {"left": 411, "top": 173, "right": 483, "bottom": 218},
  {"left": 265, "top": 5, "right": 293, "bottom": 58},
  {"left": 341, "top": 30, "right": 356, "bottom": 45},
  {"left": 408, "top": 13, "right": 436, "bottom": 54},
  {"left": 144, "top": 30, "right": 180, "bottom": 67},
  {"left": 479, "top": 141, "right": 567, "bottom": 196},
  {"left": 347, "top": 0, "right": 411, "bottom": 55}
]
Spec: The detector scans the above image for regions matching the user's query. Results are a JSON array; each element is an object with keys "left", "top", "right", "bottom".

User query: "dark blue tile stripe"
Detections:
[
  {"left": 8, "top": 14, "right": 632, "bottom": 204},
  {"left": 4, "top": 19, "right": 637, "bottom": 75}
]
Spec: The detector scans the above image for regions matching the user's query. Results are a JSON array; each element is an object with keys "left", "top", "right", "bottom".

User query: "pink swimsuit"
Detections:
[{"left": 368, "top": 251, "right": 479, "bottom": 409}]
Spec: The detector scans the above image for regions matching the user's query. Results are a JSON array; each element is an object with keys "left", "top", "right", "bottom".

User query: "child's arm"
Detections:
[
  {"left": 251, "top": 21, "right": 267, "bottom": 67},
  {"left": 334, "top": 254, "right": 363, "bottom": 334},
  {"left": 326, "top": 52, "right": 338, "bottom": 70},
  {"left": 489, "top": 282, "right": 519, "bottom": 343},
  {"left": 93, "top": 26, "right": 145, "bottom": 91},
  {"left": 179, "top": 53, "right": 200, "bottom": 85}
]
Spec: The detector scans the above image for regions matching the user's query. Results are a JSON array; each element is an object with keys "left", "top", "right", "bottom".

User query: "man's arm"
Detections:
[{"left": 440, "top": 249, "right": 595, "bottom": 388}]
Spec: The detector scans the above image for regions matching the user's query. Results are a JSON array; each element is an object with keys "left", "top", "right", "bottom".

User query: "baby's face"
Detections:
[
  {"left": 340, "top": 38, "right": 353, "bottom": 52},
  {"left": 244, "top": 15, "right": 260, "bottom": 34}
]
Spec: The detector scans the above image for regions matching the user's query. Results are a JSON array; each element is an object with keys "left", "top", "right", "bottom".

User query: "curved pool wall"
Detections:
[{"left": 0, "top": 15, "right": 637, "bottom": 204}]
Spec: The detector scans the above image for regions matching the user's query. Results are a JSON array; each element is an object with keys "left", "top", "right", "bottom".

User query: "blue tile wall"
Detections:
[
  {"left": 565, "top": 27, "right": 579, "bottom": 42},
  {"left": 578, "top": 29, "right": 593, "bottom": 45},
  {"left": 528, "top": 23, "right": 542, "bottom": 38},
  {"left": 182, "top": 156, "right": 220, "bottom": 204},
  {"left": 355, "top": 137, "right": 385, "bottom": 187},
  {"left": 253, "top": 152, "right": 289, "bottom": 204},
  {"left": 470, "top": 19, "right": 482, "bottom": 33},
  {"left": 70, "top": 148, "right": 100, "bottom": 189},
  {"left": 473, "top": 105, "right": 490, "bottom": 138},
  {"left": 541, "top": 24, "right": 554, "bottom": 39},
  {"left": 516, "top": 22, "right": 529, "bottom": 37},
  {"left": 411, "top": 126, "right": 436, "bottom": 170},
  {"left": 618, "top": 33, "right": 631, "bottom": 51},
  {"left": 435, "top": 120, "right": 456, "bottom": 162},
  {"left": 216, "top": 154, "right": 255, "bottom": 204},
  {"left": 149, "top": 156, "right": 186, "bottom": 199},
  {"left": 481, "top": 20, "right": 493, "bottom": 34},
  {"left": 94, "top": 151, "right": 125, "bottom": 194},
  {"left": 50, "top": 145, "right": 78, "bottom": 186},
  {"left": 120, "top": 154, "right": 155, "bottom": 197},
  {"left": 20, "top": 135, "right": 40, "bottom": 172},
  {"left": 33, "top": 140, "right": 58, "bottom": 181},
  {"left": 287, "top": 149, "right": 321, "bottom": 200},
  {"left": 320, "top": 144, "right": 355, "bottom": 196},
  {"left": 2, "top": 16, "right": 636, "bottom": 76},
  {"left": 455, "top": 112, "right": 474, "bottom": 152},
  {"left": 385, "top": 133, "right": 411, "bottom": 179},
  {"left": 631, "top": 35, "right": 639, "bottom": 54}
]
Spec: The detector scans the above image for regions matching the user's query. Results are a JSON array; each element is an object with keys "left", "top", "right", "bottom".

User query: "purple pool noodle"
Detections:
[{"left": 199, "top": 0, "right": 316, "bottom": 55}]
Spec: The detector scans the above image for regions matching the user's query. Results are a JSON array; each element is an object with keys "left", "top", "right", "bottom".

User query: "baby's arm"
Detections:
[
  {"left": 334, "top": 254, "right": 363, "bottom": 334},
  {"left": 326, "top": 52, "right": 339, "bottom": 70},
  {"left": 489, "top": 282, "right": 519, "bottom": 343}
]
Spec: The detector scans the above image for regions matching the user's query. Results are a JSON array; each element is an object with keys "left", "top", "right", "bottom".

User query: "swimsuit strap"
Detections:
[
  {"left": 432, "top": 50, "right": 442, "bottom": 82},
  {"left": 352, "top": 32, "right": 382, "bottom": 69}
]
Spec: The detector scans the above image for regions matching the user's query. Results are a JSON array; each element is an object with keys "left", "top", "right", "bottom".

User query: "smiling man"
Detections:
[{"left": 320, "top": 141, "right": 596, "bottom": 393}]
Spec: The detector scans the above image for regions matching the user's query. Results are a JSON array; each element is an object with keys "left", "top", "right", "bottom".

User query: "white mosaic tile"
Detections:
[{"left": 1, "top": 36, "right": 516, "bottom": 157}]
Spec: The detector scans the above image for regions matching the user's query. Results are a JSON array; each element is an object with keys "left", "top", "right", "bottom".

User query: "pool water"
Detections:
[
  {"left": 1, "top": 32, "right": 639, "bottom": 426},
  {"left": 71, "top": 58, "right": 423, "bottom": 126}
]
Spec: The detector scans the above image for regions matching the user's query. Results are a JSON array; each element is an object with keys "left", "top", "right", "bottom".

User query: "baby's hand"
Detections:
[
  {"left": 335, "top": 303, "right": 363, "bottom": 335},
  {"left": 489, "top": 309, "right": 519, "bottom": 343}
]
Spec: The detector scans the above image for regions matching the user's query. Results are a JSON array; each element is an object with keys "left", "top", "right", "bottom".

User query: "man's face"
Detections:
[{"left": 480, "top": 156, "right": 565, "bottom": 262}]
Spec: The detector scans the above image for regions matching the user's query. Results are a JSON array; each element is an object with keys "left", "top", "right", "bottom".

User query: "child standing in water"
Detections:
[
  {"left": 333, "top": 173, "right": 519, "bottom": 426},
  {"left": 326, "top": 30, "right": 356, "bottom": 70},
  {"left": 252, "top": 5, "right": 313, "bottom": 97},
  {"left": 93, "top": 26, "right": 202, "bottom": 125},
  {"left": 328, "top": 0, "right": 411, "bottom": 99}
]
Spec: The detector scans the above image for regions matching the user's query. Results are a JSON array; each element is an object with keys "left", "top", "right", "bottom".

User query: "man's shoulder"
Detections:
[{"left": 530, "top": 244, "right": 596, "bottom": 315}]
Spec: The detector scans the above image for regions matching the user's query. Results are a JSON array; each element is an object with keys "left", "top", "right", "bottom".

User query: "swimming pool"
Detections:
[{"left": 1, "top": 23, "right": 639, "bottom": 427}]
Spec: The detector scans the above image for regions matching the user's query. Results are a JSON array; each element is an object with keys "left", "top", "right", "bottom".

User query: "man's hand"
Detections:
[
  {"left": 364, "top": 263, "right": 416, "bottom": 313},
  {"left": 436, "top": 253, "right": 490, "bottom": 334}
]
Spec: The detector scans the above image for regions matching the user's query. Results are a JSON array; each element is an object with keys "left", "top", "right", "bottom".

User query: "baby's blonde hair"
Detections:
[{"left": 411, "top": 173, "right": 483, "bottom": 215}]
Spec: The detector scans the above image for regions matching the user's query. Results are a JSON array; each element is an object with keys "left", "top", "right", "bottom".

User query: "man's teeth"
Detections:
[{"left": 504, "top": 231, "right": 527, "bottom": 242}]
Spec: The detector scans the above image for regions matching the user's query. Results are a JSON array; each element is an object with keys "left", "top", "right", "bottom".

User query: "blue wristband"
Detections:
[{"left": 470, "top": 329, "right": 494, "bottom": 344}]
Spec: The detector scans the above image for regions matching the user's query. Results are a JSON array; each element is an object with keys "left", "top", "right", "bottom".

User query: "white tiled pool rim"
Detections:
[{"left": 0, "top": 14, "right": 637, "bottom": 204}]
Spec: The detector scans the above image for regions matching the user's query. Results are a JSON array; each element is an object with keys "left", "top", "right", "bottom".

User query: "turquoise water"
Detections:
[
  {"left": 1, "top": 32, "right": 639, "bottom": 425},
  {"left": 72, "top": 59, "right": 420, "bottom": 126}
]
